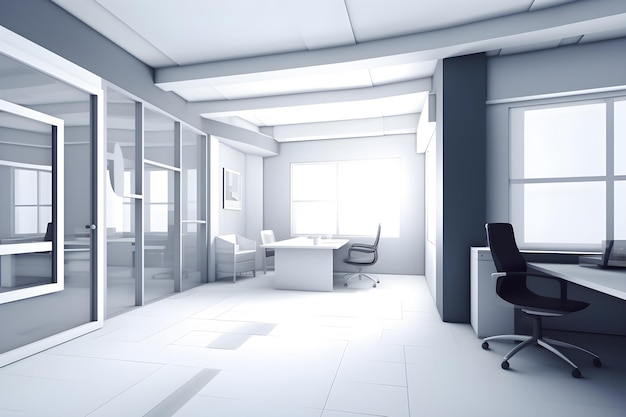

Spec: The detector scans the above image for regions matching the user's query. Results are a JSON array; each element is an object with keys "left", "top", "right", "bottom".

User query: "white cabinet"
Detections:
[{"left": 470, "top": 247, "right": 514, "bottom": 338}]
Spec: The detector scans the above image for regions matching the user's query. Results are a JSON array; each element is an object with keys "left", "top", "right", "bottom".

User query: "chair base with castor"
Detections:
[
  {"left": 344, "top": 267, "right": 379, "bottom": 288},
  {"left": 481, "top": 311, "right": 602, "bottom": 378},
  {"left": 482, "top": 223, "right": 602, "bottom": 378}
]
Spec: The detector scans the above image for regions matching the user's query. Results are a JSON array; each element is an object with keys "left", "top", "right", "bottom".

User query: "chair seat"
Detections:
[
  {"left": 502, "top": 289, "right": 589, "bottom": 314},
  {"left": 344, "top": 257, "right": 375, "bottom": 266}
]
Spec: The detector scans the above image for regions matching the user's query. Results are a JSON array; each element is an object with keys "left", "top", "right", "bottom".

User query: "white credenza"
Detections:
[{"left": 470, "top": 247, "right": 514, "bottom": 338}]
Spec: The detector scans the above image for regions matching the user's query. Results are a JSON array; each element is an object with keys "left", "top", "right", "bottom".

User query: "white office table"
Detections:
[
  {"left": 261, "top": 237, "right": 349, "bottom": 291},
  {"left": 529, "top": 262, "right": 626, "bottom": 300}
]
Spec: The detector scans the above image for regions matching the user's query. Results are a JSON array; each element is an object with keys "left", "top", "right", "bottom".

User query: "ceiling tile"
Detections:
[
  {"left": 212, "top": 70, "right": 374, "bottom": 100},
  {"left": 95, "top": 0, "right": 355, "bottom": 65}
]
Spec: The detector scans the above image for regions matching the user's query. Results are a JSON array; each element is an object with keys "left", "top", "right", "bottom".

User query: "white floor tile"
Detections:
[
  {"left": 1, "top": 274, "right": 625, "bottom": 417},
  {"left": 325, "top": 381, "right": 410, "bottom": 417}
]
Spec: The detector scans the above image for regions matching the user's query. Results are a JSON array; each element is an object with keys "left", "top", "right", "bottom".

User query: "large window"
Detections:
[
  {"left": 291, "top": 158, "right": 401, "bottom": 237},
  {"left": 14, "top": 167, "right": 52, "bottom": 234},
  {"left": 510, "top": 97, "right": 626, "bottom": 249}
]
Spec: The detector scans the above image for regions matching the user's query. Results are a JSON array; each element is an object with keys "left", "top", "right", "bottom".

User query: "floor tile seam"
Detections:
[
  {"left": 322, "top": 406, "right": 387, "bottom": 417},
  {"left": 339, "top": 377, "right": 408, "bottom": 388},
  {"left": 193, "top": 392, "right": 327, "bottom": 412},
  {"left": 82, "top": 362, "right": 169, "bottom": 417},
  {"left": 403, "top": 345, "right": 412, "bottom": 417},
  {"left": 321, "top": 340, "right": 349, "bottom": 412},
  {"left": 41, "top": 351, "right": 172, "bottom": 368},
  {"left": 109, "top": 305, "right": 233, "bottom": 345},
  {"left": 0, "top": 370, "right": 69, "bottom": 383}
]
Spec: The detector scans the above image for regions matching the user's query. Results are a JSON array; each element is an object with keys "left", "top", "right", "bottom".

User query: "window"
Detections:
[
  {"left": 14, "top": 168, "right": 52, "bottom": 235},
  {"left": 291, "top": 158, "right": 401, "bottom": 237},
  {"left": 147, "top": 170, "right": 170, "bottom": 233},
  {"left": 510, "top": 97, "right": 626, "bottom": 249}
]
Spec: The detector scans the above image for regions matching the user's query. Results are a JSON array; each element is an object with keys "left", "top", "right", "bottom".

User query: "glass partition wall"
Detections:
[
  {"left": 182, "top": 126, "right": 207, "bottom": 290},
  {"left": 105, "top": 87, "right": 207, "bottom": 316},
  {"left": 0, "top": 43, "right": 103, "bottom": 366}
]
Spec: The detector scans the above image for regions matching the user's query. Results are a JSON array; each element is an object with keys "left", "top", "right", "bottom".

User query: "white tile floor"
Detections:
[{"left": 1, "top": 273, "right": 625, "bottom": 417}]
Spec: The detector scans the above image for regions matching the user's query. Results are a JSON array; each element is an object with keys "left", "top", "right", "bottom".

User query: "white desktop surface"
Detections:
[
  {"left": 261, "top": 237, "right": 349, "bottom": 291},
  {"left": 529, "top": 262, "right": 626, "bottom": 300},
  {"left": 261, "top": 237, "right": 349, "bottom": 250}
]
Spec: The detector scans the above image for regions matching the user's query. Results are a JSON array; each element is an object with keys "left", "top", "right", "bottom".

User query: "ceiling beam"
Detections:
[
  {"left": 268, "top": 113, "right": 420, "bottom": 142},
  {"left": 155, "top": 0, "right": 626, "bottom": 90},
  {"left": 189, "top": 78, "right": 431, "bottom": 116}
]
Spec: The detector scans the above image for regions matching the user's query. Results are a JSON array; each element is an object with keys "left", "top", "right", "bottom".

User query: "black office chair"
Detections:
[
  {"left": 343, "top": 223, "right": 381, "bottom": 288},
  {"left": 481, "top": 223, "right": 601, "bottom": 378}
]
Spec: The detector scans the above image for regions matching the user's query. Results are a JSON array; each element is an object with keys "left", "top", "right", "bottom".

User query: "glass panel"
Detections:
[
  {"left": 0, "top": 51, "right": 94, "bottom": 353},
  {"left": 106, "top": 89, "right": 137, "bottom": 196},
  {"left": 615, "top": 100, "right": 626, "bottom": 176},
  {"left": 291, "top": 163, "right": 337, "bottom": 201},
  {"left": 144, "top": 108, "right": 175, "bottom": 167},
  {"left": 106, "top": 89, "right": 138, "bottom": 317},
  {"left": 520, "top": 103, "right": 606, "bottom": 179},
  {"left": 511, "top": 182, "right": 605, "bottom": 246},
  {"left": 3, "top": 252, "right": 53, "bottom": 291},
  {"left": 14, "top": 169, "right": 38, "bottom": 205},
  {"left": 62, "top": 95, "right": 94, "bottom": 319},
  {"left": 182, "top": 225, "right": 204, "bottom": 291},
  {"left": 615, "top": 181, "right": 626, "bottom": 240},
  {"left": 292, "top": 202, "right": 336, "bottom": 235},
  {"left": 39, "top": 171, "right": 52, "bottom": 205},
  {"left": 337, "top": 159, "right": 400, "bottom": 236},
  {"left": 145, "top": 166, "right": 175, "bottom": 302},
  {"left": 38, "top": 206, "right": 52, "bottom": 233},
  {"left": 14, "top": 207, "right": 38, "bottom": 234},
  {"left": 181, "top": 127, "right": 205, "bottom": 290}
]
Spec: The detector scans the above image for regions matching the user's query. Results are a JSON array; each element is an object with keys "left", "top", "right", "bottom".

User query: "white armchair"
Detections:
[{"left": 215, "top": 234, "right": 257, "bottom": 283}]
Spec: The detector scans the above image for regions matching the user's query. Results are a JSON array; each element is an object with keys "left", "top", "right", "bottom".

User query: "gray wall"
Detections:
[
  {"left": 434, "top": 53, "right": 487, "bottom": 323},
  {"left": 263, "top": 134, "right": 425, "bottom": 275},
  {"left": 0, "top": 0, "right": 201, "bottom": 131},
  {"left": 485, "top": 37, "right": 626, "bottom": 335},
  {"left": 487, "top": 36, "right": 626, "bottom": 222}
]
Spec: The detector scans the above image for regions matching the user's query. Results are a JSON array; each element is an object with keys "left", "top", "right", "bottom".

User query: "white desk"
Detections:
[
  {"left": 529, "top": 263, "right": 626, "bottom": 300},
  {"left": 261, "top": 237, "right": 349, "bottom": 291}
]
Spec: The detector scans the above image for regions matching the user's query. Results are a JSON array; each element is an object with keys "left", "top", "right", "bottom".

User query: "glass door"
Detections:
[{"left": 0, "top": 49, "right": 102, "bottom": 364}]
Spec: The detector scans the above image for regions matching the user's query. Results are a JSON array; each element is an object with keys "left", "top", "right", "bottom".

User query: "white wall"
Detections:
[
  {"left": 263, "top": 133, "right": 425, "bottom": 275},
  {"left": 218, "top": 142, "right": 248, "bottom": 237},
  {"left": 211, "top": 141, "right": 265, "bottom": 274},
  {"left": 245, "top": 154, "right": 264, "bottom": 269}
]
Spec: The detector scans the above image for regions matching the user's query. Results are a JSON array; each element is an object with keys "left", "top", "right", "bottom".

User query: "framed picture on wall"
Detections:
[{"left": 223, "top": 168, "right": 242, "bottom": 210}]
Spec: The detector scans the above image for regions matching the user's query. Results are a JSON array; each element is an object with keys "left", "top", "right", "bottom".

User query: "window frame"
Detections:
[
  {"left": 509, "top": 95, "right": 626, "bottom": 250},
  {"left": 290, "top": 158, "right": 401, "bottom": 238}
]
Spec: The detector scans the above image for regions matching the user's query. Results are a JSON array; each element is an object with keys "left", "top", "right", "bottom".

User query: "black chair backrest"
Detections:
[
  {"left": 44, "top": 222, "right": 53, "bottom": 242},
  {"left": 485, "top": 223, "right": 527, "bottom": 273}
]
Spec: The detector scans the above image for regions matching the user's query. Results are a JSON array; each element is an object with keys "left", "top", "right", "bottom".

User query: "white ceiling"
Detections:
[{"left": 50, "top": 0, "right": 626, "bottom": 142}]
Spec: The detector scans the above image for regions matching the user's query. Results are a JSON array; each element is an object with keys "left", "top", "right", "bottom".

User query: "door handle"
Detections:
[{"left": 85, "top": 224, "right": 97, "bottom": 230}]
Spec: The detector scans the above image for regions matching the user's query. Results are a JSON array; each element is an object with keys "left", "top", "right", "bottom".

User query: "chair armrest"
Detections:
[
  {"left": 349, "top": 246, "right": 376, "bottom": 255},
  {"left": 215, "top": 236, "right": 235, "bottom": 253},
  {"left": 494, "top": 271, "right": 568, "bottom": 300},
  {"left": 235, "top": 235, "right": 256, "bottom": 252}
]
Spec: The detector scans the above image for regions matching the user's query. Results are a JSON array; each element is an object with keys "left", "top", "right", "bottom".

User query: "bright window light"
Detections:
[{"left": 291, "top": 158, "right": 401, "bottom": 237}]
